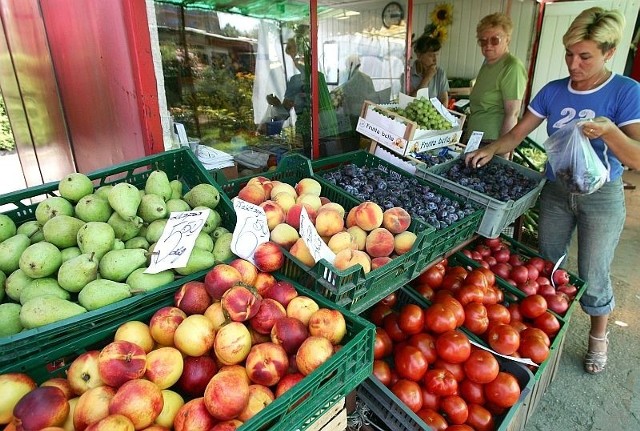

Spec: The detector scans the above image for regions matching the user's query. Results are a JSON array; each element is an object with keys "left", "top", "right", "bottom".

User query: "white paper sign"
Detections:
[
  {"left": 231, "top": 197, "right": 270, "bottom": 263},
  {"left": 145, "top": 209, "right": 210, "bottom": 274},
  {"left": 174, "top": 122, "right": 189, "bottom": 146},
  {"left": 464, "top": 131, "right": 484, "bottom": 153},
  {"left": 299, "top": 207, "right": 336, "bottom": 264},
  {"left": 550, "top": 254, "right": 567, "bottom": 288},
  {"left": 469, "top": 338, "right": 538, "bottom": 367}
]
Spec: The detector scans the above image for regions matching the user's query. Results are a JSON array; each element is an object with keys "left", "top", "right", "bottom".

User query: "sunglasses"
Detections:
[{"left": 477, "top": 36, "right": 503, "bottom": 47}]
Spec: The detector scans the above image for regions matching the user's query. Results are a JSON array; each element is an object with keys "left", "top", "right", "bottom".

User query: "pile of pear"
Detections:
[{"left": 0, "top": 170, "right": 235, "bottom": 336}]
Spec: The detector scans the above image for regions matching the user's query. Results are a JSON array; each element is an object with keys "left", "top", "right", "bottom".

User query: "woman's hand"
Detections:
[{"left": 464, "top": 145, "right": 497, "bottom": 169}]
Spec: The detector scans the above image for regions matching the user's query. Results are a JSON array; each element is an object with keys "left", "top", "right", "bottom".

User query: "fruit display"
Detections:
[
  {"left": 319, "top": 163, "right": 477, "bottom": 230},
  {"left": 412, "top": 148, "right": 457, "bottom": 168},
  {"left": 377, "top": 97, "right": 453, "bottom": 131},
  {"left": 0, "top": 169, "right": 233, "bottom": 337},
  {"left": 0, "top": 260, "right": 373, "bottom": 430},
  {"left": 364, "top": 288, "right": 530, "bottom": 430}
]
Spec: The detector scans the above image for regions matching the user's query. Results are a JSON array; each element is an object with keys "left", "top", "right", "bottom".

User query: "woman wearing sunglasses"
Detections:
[
  {"left": 466, "top": 13, "right": 528, "bottom": 144},
  {"left": 466, "top": 8, "right": 640, "bottom": 374}
]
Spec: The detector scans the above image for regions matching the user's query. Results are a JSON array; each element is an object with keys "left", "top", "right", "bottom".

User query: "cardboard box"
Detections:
[{"left": 356, "top": 94, "right": 465, "bottom": 157}]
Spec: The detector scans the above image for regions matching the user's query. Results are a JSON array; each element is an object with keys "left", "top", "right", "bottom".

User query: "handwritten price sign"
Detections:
[
  {"left": 231, "top": 197, "right": 270, "bottom": 264},
  {"left": 299, "top": 207, "right": 336, "bottom": 264},
  {"left": 145, "top": 209, "right": 210, "bottom": 274}
]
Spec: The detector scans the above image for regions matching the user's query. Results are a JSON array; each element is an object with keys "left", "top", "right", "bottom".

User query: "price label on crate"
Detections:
[
  {"left": 299, "top": 206, "right": 336, "bottom": 264},
  {"left": 231, "top": 197, "right": 270, "bottom": 264},
  {"left": 145, "top": 209, "right": 210, "bottom": 274},
  {"left": 464, "top": 131, "right": 484, "bottom": 153}
]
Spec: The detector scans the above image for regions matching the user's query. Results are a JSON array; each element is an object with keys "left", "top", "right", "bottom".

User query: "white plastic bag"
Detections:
[{"left": 542, "top": 119, "right": 608, "bottom": 194}]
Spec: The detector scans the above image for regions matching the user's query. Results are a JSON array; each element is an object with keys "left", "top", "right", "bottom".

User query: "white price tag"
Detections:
[
  {"left": 231, "top": 197, "right": 270, "bottom": 263},
  {"left": 464, "top": 131, "right": 484, "bottom": 153},
  {"left": 299, "top": 207, "right": 336, "bottom": 264},
  {"left": 469, "top": 338, "right": 538, "bottom": 368},
  {"left": 550, "top": 254, "right": 566, "bottom": 288},
  {"left": 145, "top": 209, "right": 210, "bottom": 274}
]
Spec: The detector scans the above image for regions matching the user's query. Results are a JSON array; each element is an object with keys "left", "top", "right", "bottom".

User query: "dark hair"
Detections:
[{"left": 413, "top": 35, "right": 441, "bottom": 54}]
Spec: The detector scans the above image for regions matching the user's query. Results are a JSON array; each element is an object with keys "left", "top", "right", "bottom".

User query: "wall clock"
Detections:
[{"left": 382, "top": 2, "right": 404, "bottom": 28}]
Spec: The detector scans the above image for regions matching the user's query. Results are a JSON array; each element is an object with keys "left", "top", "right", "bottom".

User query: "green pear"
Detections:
[
  {"left": 211, "top": 226, "right": 230, "bottom": 241},
  {"left": 166, "top": 198, "right": 191, "bottom": 213},
  {"left": 194, "top": 232, "right": 214, "bottom": 252},
  {"left": 0, "top": 214, "right": 17, "bottom": 242},
  {"left": 138, "top": 225, "right": 148, "bottom": 239},
  {"left": 20, "top": 295, "right": 86, "bottom": 329},
  {"left": 57, "top": 252, "right": 99, "bottom": 293},
  {"left": 78, "top": 279, "right": 131, "bottom": 311},
  {"left": 77, "top": 221, "right": 115, "bottom": 259},
  {"left": 108, "top": 182, "right": 142, "bottom": 221},
  {"left": 126, "top": 268, "right": 175, "bottom": 293},
  {"left": 42, "top": 215, "right": 85, "bottom": 249},
  {"left": 145, "top": 219, "right": 167, "bottom": 244},
  {"left": 98, "top": 248, "right": 148, "bottom": 282},
  {"left": 174, "top": 248, "right": 215, "bottom": 276},
  {"left": 170, "top": 180, "right": 183, "bottom": 199},
  {"left": 183, "top": 183, "right": 220, "bottom": 210},
  {"left": 193, "top": 206, "right": 221, "bottom": 234},
  {"left": 0, "top": 270, "right": 5, "bottom": 302},
  {"left": 112, "top": 239, "right": 125, "bottom": 250},
  {"left": 74, "top": 194, "right": 113, "bottom": 222},
  {"left": 145, "top": 170, "right": 172, "bottom": 201},
  {"left": 35, "top": 196, "right": 74, "bottom": 225},
  {"left": 0, "top": 233, "right": 31, "bottom": 273},
  {"left": 59, "top": 172, "right": 94, "bottom": 203},
  {"left": 20, "top": 278, "right": 70, "bottom": 305},
  {"left": 19, "top": 241, "right": 63, "bottom": 279},
  {"left": 17, "top": 221, "right": 45, "bottom": 243},
  {"left": 108, "top": 212, "right": 143, "bottom": 241},
  {"left": 95, "top": 185, "right": 113, "bottom": 200},
  {"left": 125, "top": 236, "right": 150, "bottom": 250},
  {"left": 213, "top": 232, "right": 234, "bottom": 262},
  {"left": 61, "top": 246, "right": 82, "bottom": 262},
  {"left": 5, "top": 269, "right": 33, "bottom": 302},
  {"left": 0, "top": 303, "right": 23, "bottom": 336},
  {"left": 138, "top": 194, "right": 168, "bottom": 223}
]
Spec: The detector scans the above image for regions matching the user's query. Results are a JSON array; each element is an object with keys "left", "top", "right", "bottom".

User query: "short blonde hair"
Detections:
[
  {"left": 563, "top": 7, "right": 625, "bottom": 52},
  {"left": 477, "top": 13, "right": 514, "bottom": 37}
]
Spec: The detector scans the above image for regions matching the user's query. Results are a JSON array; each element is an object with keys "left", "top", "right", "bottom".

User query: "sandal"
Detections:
[{"left": 584, "top": 332, "right": 609, "bottom": 374}]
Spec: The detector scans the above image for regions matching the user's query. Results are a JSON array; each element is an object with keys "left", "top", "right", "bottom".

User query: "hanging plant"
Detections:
[{"left": 430, "top": 3, "right": 454, "bottom": 27}]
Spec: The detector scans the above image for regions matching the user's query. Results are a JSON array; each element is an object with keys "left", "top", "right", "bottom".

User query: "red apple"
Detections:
[
  {"left": 544, "top": 292, "right": 570, "bottom": 315},
  {"left": 98, "top": 341, "right": 147, "bottom": 387},
  {"left": 509, "top": 254, "right": 525, "bottom": 266},
  {"left": 552, "top": 269, "right": 570, "bottom": 286},
  {"left": 527, "top": 256, "right": 546, "bottom": 272},
  {"left": 491, "top": 262, "right": 511, "bottom": 280},
  {"left": 245, "top": 342, "right": 289, "bottom": 386},
  {"left": 557, "top": 283, "right": 578, "bottom": 299},
  {"left": 510, "top": 265, "right": 530, "bottom": 285},
  {"left": 176, "top": 356, "right": 218, "bottom": 398},
  {"left": 174, "top": 281, "right": 212, "bottom": 315},
  {"left": 517, "top": 279, "right": 539, "bottom": 296}
]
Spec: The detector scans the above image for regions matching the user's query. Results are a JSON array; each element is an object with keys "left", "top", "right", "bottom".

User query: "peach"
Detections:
[
  {"left": 286, "top": 296, "right": 319, "bottom": 326},
  {"left": 149, "top": 307, "right": 187, "bottom": 347},
  {"left": 209, "top": 419, "right": 244, "bottom": 430},
  {"left": 347, "top": 226, "right": 367, "bottom": 251},
  {"left": 176, "top": 356, "right": 218, "bottom": 398},
  {"left": 238, "top": 385, "right": 274, "bottom": 422},
  {"left": 365, "top": 227, "right": 395, "bottom": 257},
  {"left": 264, "top": 280, "right": 298, "bottom": 308},
  {"left": 0, "top": 373, "right": 37, "bottom": 424},
  {"left": 308, "top": 309, "right": 347, "bottom": 345},
  {"left": 237, "top": 183, "right": 266, "bottom": 206},
  {"left": 295, "top": 178, "right": 322, "bottom": 197},
  {"left": 74, "top": 386, "right": 116, "bottom": 431},
  {"left": 319, "top": 202, "right": 345, "bottom": 218},
  {"left": 98, "top": 341, "right": 147, "bottom": 388},
  {"left": 270, "top": 181, "right": 297, "bottom": 199},
  {"left": 203, "top": 368, "right": 250, "bottom": 421},
  {"left": 394, "top": 230, "right": 417, "bottom": 255},
  {"left": 249, "top": 326, "right": 272, "bottom": 345},
  {"left": 173, "top": 315, "right": 216, "bottom": 357},
  {"left": 253, "top": 241, "right": 284, "bottom": 273},
  {"left": 114, "top": 321, "right": 155, "bottom": 353},
  {"left": 154, "top": 389, "right": 184, "bottom": 429},
  {"left": 314, "top": 207, "right": 344, "bottom": 237},
  {"left": 271, "top": 191, "right": 296, "bottom": 214},
  {"left": 174, "top": 281, "right": 212, "bottom": 316},
  {"left": 108, "top": 379, "right": 163, "bottom": 429},
  {"left": 203, "top": 301, "right": 227, "bottom": 330},
  {"left": 41, "top": 378, "right": 74, "bottom": 400},
  {"left": 173, "top": 398, "right": 215, "bottom": 431},
  {"left": 12, "top": 386, "right": 69, "bottom": 430},
  {"left": 145, "top": 347, "right": 184, "bottom": 389},
  {"left": 296, "top": 336, "right": 334, "bottom": 376},
  {"left": 275, "top": 373, "right": 305, "bottom": 398},
  {"left": 247, "top": 176, "right": 273, "bottom": 199},
  {"left": 259, "top": 200, "right": 285, "bottom": 230},
  {"left": 245, "top": 343, "right": 289, "bottom": 387},
  {"left": 221, "top": 284, "right": 261, "bottom": 322},
  {"left": 296, "top": 193, "right": 322, "bottom": 212},
  {"left": 354, "top": 201, "right": 384, "bottom": 231},
  {"left": 204, "top": 264, "right": 243, "bottom": 300},
  {"left": 327, "top": 231, "right": 357, "bottom": 254},
  {"left": 271, "top": 316, "right": 309, "bottom": 355},
  {"left": 213, "top": 321, "right": 252, "bottom": 365},
  {"left": 253, "top": 271, "right": 277, "bottom": 296},
  {"left": 270, "top": 223, "right": 300, "bottom": 250},
  {"left": 249, "top": 298, "right": 286, "bottom": 335},
  {"left": 285, "top": 203, "right": 316, "bottom": 230},
  {"left": 345, "top": 207, "right": 358, "bottom": 228},
  {"left": 85, "top": 414, "right": 135, "bottom": 431},
  {"left": 289, "top": 238, "right": 315, "bottom": 267},
  {"left": 66, "top": 351, "right": 103, "bottom": 395},
  {"left": 382, "top": 207, "right": 411, "bottom": 234},
  {"left": 333, "top": 249, "right": 371, "bottom": 274},
  {"left": 229, "top": 258, "right": 259, "bottom": 285},
  {"left": 371, "top": 256, "right": 393, "bottom": 269}
]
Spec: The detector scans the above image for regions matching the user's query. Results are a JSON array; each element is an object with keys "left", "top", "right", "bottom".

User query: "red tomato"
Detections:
[
  {"left": 518, "top": 335, "right": 550, "bottom": 364},
  {"left": 398, "top": 304, "right": 425, "bottom": 335},
  {"left": 416, "top": 264, "right": 446, "bottom": 289},
  {"left": 520, "top": 327, "right": 551, "bottom": 347},
  {"left": 389, "top": 369, "right": 399, "bottom": 387},
  {"left": 447, "top": 266, "right": 469, "bottom": 280},
  {"left": 465, "top": 403, "right": 495, "bottom": 431},
  {"left": 380, "top": 292, "right": 397, "bottom": 307},
  {"left": 507, "top": 302, "right": 524, "bottom": 321},
  {"left": 534, "top": 311, "right": 561, "bottom": 336},
  {"left": 421, "top": 387, "right": 441, "bottom": 410},
  {"left": 414, "top": 284, "right": 435, "bottom": 301},
  {"left": 424, "top": 369, "right": 458, "bottom": 396},
  {"left": 519, "top": 294, "right": 548, "bottom": 319},
  {"left": 424, "top": 303, "right": 458, "bottom": 334},
  {"left": 416, "top": 408, "right": 448, "bottom": 431},
  {"left": 510, "top": 319, "right": 529, "bottom": 333},
  {"left": 463, "top": 302, "right": 489, "bottom": 335},
  {"left": 394, "top": 345, "right": 429, "bottom": 382},
  {"left": 484, "top": 371, "right": 521, "bottom": 408},
  {"left": 445, "top": 425, "right": 474, "bottom": 431},
  {"left": 372, "top": 359, "right": 392, "bottom": 386},
  {"left": 458, "top": 379, "right": 486, "bottom": 405},
  {"left": 369, "top": 303, "right": 392, "bottom": 326},
  {"left": 464, "top": 269, "right": 489, "bottom": 290},
  {"left": 486, "top": 303, "right": 511, "bottom": 325},
  {"left": 435, "top": 296, "right": 465, "bottom": 327},
  {"left": 391, "top": 379, "right": 423, "bottom": 412},
  {"left": 436, "top": 330, "right": 471, "bottom": 364},
  {"left": 463, "top": 350, "right": 500, "bottom": 384},
  {"left": 455, "top": 284, "right": 485, "bottom": 306},
  {"left": 440, "top": 395, "right": 469, "bottom": 425},
  {"left": 481, "top": 286, "right": 498, "bottom": 305},
  {"left": 374, "top": 327, "right": 393, "bottom": 360},
  {"left": 477, "top": 267, "right": 496, "bottom": 287},
  {"left": 383, "top": 313, "right": 408, "bottom": 343},
  {"left": 432, "top": 289, "right": 455, "bottom": 302},
  {"left": 433, "top": 359, "right": 465, "bottom": 382},
  {"left": 441, "top": 274, "right": 464, "bottom": 292},
  {"left": 408, "top": 332, "right": 438, "bottom": 364},
  {"left": 487, "top": 324, "right": 520, "bottom": 355}
]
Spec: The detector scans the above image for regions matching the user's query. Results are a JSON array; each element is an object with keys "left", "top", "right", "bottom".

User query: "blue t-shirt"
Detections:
[{"left": 528, "top": 73, "right": 640, "bottom": 181}]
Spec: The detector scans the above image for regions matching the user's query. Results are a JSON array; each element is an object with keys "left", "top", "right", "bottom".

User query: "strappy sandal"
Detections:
[{"left": 584, "top": 332, "right": 609, "bottom": 374}]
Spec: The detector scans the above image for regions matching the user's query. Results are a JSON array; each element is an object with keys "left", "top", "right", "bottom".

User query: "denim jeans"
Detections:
[{"left": 538, "top": 178, "right": 626, "bottom": 316}]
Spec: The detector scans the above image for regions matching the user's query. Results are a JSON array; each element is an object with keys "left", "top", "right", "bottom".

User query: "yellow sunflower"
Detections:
[
  {"left": 433, "top": 25, "right": 449, "bottom": 43},
  {"left": 430, "top": 3, "right": 454, "bottom": 27}
]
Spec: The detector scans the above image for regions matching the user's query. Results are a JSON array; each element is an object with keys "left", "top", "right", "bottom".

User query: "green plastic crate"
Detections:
[
  {"left": 416, "top": 157, "right": 546, "bottom": 238},
  {"left": 0, "top": 147, "right": 235, "bottom": 374}
]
